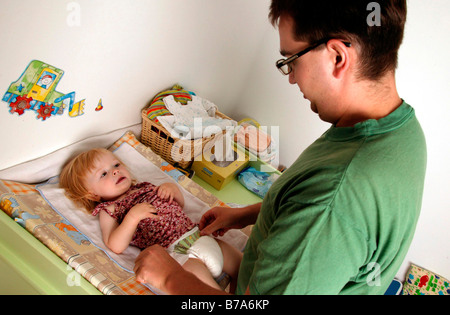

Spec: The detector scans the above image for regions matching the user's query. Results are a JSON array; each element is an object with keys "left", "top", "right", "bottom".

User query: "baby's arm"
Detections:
[
  {"left": 157, "top": 182, "right": 185, "bottom": 207},
  {"left": 99, "top": 203, "right": 158, "bottom": 254}
]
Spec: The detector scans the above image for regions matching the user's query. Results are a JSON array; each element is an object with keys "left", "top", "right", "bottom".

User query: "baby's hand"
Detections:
[
  {"left": 128, "top": 203, "right": 159, "bottom": 223},
  {"left": 157, "top": 183, "right": 178, "bottom": 203}
]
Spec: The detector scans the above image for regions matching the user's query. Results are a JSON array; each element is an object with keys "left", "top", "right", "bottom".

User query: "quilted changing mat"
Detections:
[{"left": 0, "top": 130, "right": 248, "bottom": 295}]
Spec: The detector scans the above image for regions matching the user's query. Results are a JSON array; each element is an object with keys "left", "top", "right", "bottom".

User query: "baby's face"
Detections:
[{"left": 84, "top": 151, "right": 132, "bottom": 201}]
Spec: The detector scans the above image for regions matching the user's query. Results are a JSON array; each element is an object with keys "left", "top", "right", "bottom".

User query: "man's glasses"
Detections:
[{"left": 276, "top": 38, "right": 351, "bottom": 75}]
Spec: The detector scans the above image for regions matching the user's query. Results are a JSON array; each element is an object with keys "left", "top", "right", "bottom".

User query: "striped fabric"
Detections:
[
  {"left": 173, "top": 229, "right": 201, "bottom": 255},
  {"left": 145, "top": 84, "right": 193, "bottom": 122}
]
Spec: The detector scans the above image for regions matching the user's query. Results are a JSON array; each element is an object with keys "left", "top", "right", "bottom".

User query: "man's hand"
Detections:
[
  {"left": 134, "top": 244, "right": 226, "bottom": 295},
  {"left": 199, "top": 206, "right": 238, "bottom": 237},
  {"left": 134, "top": 244, "right": 184, "bottom": 291},
  {"left": 199, "top": 203, "right": 261, "bottom": 237}
]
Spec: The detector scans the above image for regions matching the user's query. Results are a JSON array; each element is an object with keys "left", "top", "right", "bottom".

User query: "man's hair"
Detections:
[{"left": 269, "top": 0, "right": 407, "bottom": 81}]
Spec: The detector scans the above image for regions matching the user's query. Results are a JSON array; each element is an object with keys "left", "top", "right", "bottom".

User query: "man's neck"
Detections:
[{"left": 335, "top": 72, "right": 403, "bottom": 127}]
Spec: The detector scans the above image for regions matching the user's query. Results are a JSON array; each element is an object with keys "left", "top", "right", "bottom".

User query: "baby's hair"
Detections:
[{"left": 60, "top": 148, "right": 117, "bottom": 212}]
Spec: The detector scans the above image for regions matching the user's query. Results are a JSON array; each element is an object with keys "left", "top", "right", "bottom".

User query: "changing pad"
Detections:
[
  {"left": 37, "top": 142, "right": 247, "bottom": 273},
  {"left": 0, "top": 130, "right": 248, "bottom": 295}
]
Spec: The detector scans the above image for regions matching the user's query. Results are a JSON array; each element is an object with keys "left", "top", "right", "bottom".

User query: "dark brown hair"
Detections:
[{"left": 269, "top": 0, "right": 407, "bottom": 81}]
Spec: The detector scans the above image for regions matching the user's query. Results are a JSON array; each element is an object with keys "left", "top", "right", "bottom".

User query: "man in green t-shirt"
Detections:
[{"left": 133, "top": 0, "right": 426, "bottom": 295}]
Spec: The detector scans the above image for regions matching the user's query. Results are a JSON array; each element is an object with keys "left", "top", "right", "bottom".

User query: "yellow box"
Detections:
[{"left": 192, "top": 145, "right": 249, "bottom": 190}]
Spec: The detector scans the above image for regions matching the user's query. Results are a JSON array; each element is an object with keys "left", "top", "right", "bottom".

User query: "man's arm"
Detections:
[
  {"left": 134, "top": 244, "right": 228, "bottom": 294},
  {"left": 134, "top": 203, "right": 262, "bottom": 294}
]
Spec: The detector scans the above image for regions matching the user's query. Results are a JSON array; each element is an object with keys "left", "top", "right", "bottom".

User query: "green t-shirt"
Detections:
[{"left": 237, "top": 102, "right": 427, "bottom": 295}]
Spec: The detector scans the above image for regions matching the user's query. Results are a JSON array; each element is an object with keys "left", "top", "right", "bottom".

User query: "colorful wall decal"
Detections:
[
  {"left": 2, "top": 60, "right": 87, "bottom": 120},
  {"left": 69, "top": 99, "right": 86, "bottom": 117},
  {"left": 95, "top": 98, "right": 103, "bottom": 111}
]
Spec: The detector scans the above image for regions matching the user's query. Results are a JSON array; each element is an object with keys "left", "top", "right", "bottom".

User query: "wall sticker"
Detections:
[{"left": 2, "top": 60, "right": 97, "bottom": 121}]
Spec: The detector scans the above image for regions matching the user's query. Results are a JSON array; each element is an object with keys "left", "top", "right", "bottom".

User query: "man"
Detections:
[{"left": 134, "top": 0, "right": 426, "bottom": 295}]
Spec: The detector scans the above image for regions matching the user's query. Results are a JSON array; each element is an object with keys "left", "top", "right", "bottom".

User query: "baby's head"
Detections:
[{"left": 60, "top": 148, "right": 133, "bottom": 212}]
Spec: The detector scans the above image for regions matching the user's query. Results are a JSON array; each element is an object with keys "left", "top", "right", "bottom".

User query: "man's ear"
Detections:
[{"left": 327, "top": 39, "right": 351, "bottom": 79}]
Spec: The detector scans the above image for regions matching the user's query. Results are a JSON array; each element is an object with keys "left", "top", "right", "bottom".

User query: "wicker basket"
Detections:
[{"left": 141, "top": 109, "right": 232, "bottom": 168}]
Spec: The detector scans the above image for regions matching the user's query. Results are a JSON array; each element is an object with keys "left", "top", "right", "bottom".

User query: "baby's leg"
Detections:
[
  {"left": 215, "top": 239, "right": 243, "bottom": 293},
  {"left": 182, "top": 258, "right": 222, "bottom": 290}
]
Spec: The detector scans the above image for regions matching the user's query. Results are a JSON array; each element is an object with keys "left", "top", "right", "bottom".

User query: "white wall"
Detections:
[
  {"left": 395, "top": 0, "right": 450, "bottom": 282},
  {"left": 0, "top": 0, "right": 448, "bottom": 283},
  {"left": 0, "top": 0, "right": 270, "bottom": 170}
]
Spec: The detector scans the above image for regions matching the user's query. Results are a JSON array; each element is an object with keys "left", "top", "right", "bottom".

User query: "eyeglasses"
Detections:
[{"left": 276, "top": 38, "right": 351, "bottom": 75}]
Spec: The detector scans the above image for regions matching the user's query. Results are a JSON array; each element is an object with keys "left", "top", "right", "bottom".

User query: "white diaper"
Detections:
[
  {"left": 187, "top": 235, "right": 224, "bottom": 278},
  {"left": 166, "top": 227, "right": 224, "bottom": 278}
]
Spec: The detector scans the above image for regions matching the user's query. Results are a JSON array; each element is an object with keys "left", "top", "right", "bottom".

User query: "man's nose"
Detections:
[{"left": 288, "top": 71, "right": 296, "bottom": 85}]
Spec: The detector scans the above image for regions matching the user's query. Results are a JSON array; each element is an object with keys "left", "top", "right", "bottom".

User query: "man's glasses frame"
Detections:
[{"left": 276, "top": 38, "right": 352, "bottom": 75}]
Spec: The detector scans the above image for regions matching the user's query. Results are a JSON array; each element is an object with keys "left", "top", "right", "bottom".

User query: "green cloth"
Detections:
[
  {"left": 237, "top": 102, "right": 427, "bottom": 295},
  {"left": 173, "top": 229, "right": 201, "bottom": 255}
]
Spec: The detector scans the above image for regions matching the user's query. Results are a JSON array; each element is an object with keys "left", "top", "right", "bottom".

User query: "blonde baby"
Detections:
[{"left": 60, "top": 148, "right": 241, "bottom": 292}]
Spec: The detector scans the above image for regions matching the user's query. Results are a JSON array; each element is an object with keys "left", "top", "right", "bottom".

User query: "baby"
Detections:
[{"left": 60, "top": 148, "right": 242, "bottom": 292}]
